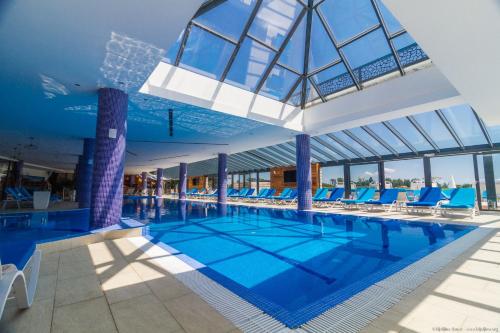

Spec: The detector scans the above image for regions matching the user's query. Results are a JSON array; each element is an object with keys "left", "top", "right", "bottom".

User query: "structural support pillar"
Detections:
[
  {"left": 296, "top": 134, "right": 312, "bottom": 211},
  {"left": 378, "top": 161, "right": 385, "bottom": 190},
  {"left": 423, "top": 156, "right": 432, "bottom": 187},
  {"left": 90, "top": 88, "right": 128, "bottom": 229},
  {"left": 483, "top": 154, "right": 497, "bottom": 209},
  {"left": 156, "top": 168, "right": 163, "bottom": 197},
  {"left": 79, "top": 138, "right": 95, "bottom": 209},
  {"left": 179, "top": 163, "right": 187, "bottom": 200},
  {"left": 217, "top": 153, "right": 227, "bottom": 204},
  {"left": 14, "top": 160, "right": 24, "bottom": 188},
  {"left": 343, "top": 164, "right": 351, "bottom": 199}
]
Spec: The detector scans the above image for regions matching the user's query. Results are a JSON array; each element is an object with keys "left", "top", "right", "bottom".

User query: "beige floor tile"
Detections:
[
  {"left": 35, "top": 273, "right": 57, "bottom": 301},
  {"left": 110, "top": 294, "right": 181, "bottom": 333},
  {"left": 0, "top": 298, "right": 53, "bottom": 333},
  {"left": 165, "top": 293, "right": 236, "bottom": 333},
  {"left": 39, "top": 254, "right": 60, "bottom": 277},
  {"left": 130, "top": 259, "right": 171, "bottom": 281},
  {"left": 55, "top": 273, "right": 103, "bottom": 307},
  {"left": 57, "top": 255, "right": 97, "bottom": 280},
  {"left": 101, "top": 270, "right": 151, "bottom": 304},
  {"left": 59, "top": 246, "right": 93, "bottom": 265},
  {"left": 52, "top": 297, "right": 117, "bottom": 333},
  {"left": 88, "top": 241, "right": 125, "bottom": 266},
  {"left": 146, "top": 275, "right": 192, "bottom": 302}
]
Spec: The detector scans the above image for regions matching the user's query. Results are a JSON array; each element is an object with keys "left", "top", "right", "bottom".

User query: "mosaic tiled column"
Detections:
[
  {"left": 179, "top": 163, "right": 187, "bottom": 200},
  {"left": 74, "top": 161, "right": 80, "bottom": 202},
  {"left": 14, "top": 160, "right": 24, "bottom": 187},
  {"left": 296, "top": 134, "right": 312, "bottom": 211},
  {"left": 141, "top": 172, "right": 148, "bottom": 194},
  {"left": 79, "top": 138, "right": 95, "bottom": 209},
  {"left": 156, "top": 168, "right": 163, "bottom": 197},
  {"left": 90, "top": 88, "right": 128, "bottom": 229},
  {"left": 217, "top": 153, "right": 227, "bottom": 204}
]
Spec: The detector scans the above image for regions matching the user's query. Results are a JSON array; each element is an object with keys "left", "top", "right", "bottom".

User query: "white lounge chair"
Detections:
[{"left": 0, "top": 249, "right": 41, "bottom": 319}]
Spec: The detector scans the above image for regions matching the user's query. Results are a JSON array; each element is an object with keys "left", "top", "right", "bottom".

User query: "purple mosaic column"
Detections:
[
  {"left": 217, "top": 153, "right": 227, "bottom": 204},
  {"left": 296, "top": 134, "right": 312, "bottom": 211},
  {"left": 156, "top": 168, "right": 163, "bottom": 197},
  {"left": 141, "top": 172, "right": 148, "bottom": 194},
  {"left": 90, "top": 88, "right": 128, "bottom": 229},
  {"left": 79, "top": 138, "right": 95, "bottom": 209},
  {"left": 179, "top": 163, "right": 187, "bottom": 200},
  {"left": 14, "top": 160, "right": 24, "bottom": 187}
]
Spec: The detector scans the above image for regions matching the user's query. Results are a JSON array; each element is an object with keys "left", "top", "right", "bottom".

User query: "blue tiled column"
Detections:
[
  {"left": 141, "top": 172, "right": 148, "bottom": 194},
  {"left": 156, "top": 168, "right": 163, "bottom": 197},
  {"left": 296, "top": 134, "right": 312, "bottom": 211},
  {"left": 74, "top": 161, "right": 80, "bottom": 202},
  {"left": 179, "top": 163, "right": 187, "bottom": 200},
  {"left": 90, "top": 88, "right": 128, "bottom": 229},
  {"left": 217, "top": 153, "right": 227, "bottom": 204},
  {"left": 79, "top": 138, "right": 95, "bottom": 209}
]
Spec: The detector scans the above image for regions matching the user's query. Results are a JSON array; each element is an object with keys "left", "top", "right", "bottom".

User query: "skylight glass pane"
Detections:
[
  {"left": 392, "top": 33, "right": 428, "bottom": 67},
  {"left": 321, "top": 136, "right": 357, "bottom": 159},
  {"left": 375, "top": 0, "right": 402, "bottom": 34},
  {"left": 311, "top": 63, "right": 354, "bottom": 97},
  {"left": 260, "top": 64, "right": 299, "bottom": 100},
  {"left": 193, "top": 0, "right": 256, "bottom": 41},
  {"left": 319, "top": 0, "right": 379, "bottom": 44},
  {"left": 225, "top": 37, "right": 275, "bottom": 91},
  {"left": 441, "top": 105, "right": 487, "bottom": 146},
  {"left": 308, "top": 11, "right": 340, "bottom": 71},
  {"left": 487, "top": 125, "right": 500, "bottom": 144},
  {"left": 412, "top": 112, "right": 458, "bottom": 149},
  {"left": 288, "top": 80, "right": 303, "bottom": 106},
  {"left": 342, "top": 28, "right": 397, "bottom": 83},
  {"left": 278, "top": 15, "right": 305, "bottom": 73},
  {"left": 348, "top": 127, "right": 391, "bottom": 155},
  {"left": 305, "top": 79, "right": 320, "bottom": 102},
  {"left": 311, "top": 140, "right": 342, "bottom": 161},
  {"left": 388, "top": 117, "right": 433, "bottom": 151},
  {"left": 366, "top": 123, "right": 411, "bottom": 153},
  {"left": 179, "top": 26, "right": 235, "bottom": 79},
  {"left": 248, "top": 0, "right": 303, "bottom": 50},
  {"left": 330, "top": 131, "right": 374, "bottom": 157},
  {"left": 165, "top": 29, "right": 183, "bottom": 64}
]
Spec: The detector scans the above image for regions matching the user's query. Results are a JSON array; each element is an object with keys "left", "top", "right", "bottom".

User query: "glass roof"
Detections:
[
  {"left": 166, "top": 0, "right": 429, "bottom": 108},
  {"left": 164, "top": 104, "right": 500, "bottom": 176}
]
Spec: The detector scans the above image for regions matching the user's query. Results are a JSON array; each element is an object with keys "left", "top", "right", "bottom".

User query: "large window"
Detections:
[
  {"left": 258, "top": 171, "right": 270, "bottom": 189},
  {"left": 430, "top": 155, "right": 475, "bottom": 189},
  {"left": 321, "top": 165, "right": 344, "bottom": 188},
  {"left": 351, "top": 163, "right": 379, "bottom": 189},
  {"left": 227, "top": 174, "right": 233, "bottom": 189},
  {"left": 249, "top": 172, "right": 257, "bottom": 189},
  {"left": 384, "top": 159, "right": 424, "bottom": 189}
]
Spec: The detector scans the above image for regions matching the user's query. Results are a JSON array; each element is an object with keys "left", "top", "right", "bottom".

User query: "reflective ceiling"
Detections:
[{"left": 166, "top": 0, "right": 429, "bottom": 108}]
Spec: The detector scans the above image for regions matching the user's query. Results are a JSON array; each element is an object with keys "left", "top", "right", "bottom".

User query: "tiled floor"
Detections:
[
  {"left": 1, "top": 201, "right": 499, "bottom": 332},
  {"left": 0, "top": 238, "right": 240, "bottom": 333}
]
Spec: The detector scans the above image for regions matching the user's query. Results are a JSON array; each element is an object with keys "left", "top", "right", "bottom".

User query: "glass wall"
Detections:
[
  {"left": 384, "top": 159, "right": 424, "bottom": 189},
  {"left": 258, "top": 171, "right": 270, "bottom": 189},
  {"left": 351, "top": 163, "right": 379, "bottom": 189},
  {"left": 321, "top": 165, "right": 344, "bottom": 188},
  {"left": 249, "top": 172, "right": 257, "bottom": 190},
  {"left": 430, "top": 155, "right": 475, "bottom": 189},
  {"left": 477, "top": 154, "right": 500, "bottom": 210},
  {"left": 244, "top": 173, "right": 252, "bottom": 188},
  {"left": 227, "top": 174, "right": 233, "bottom": 189}
]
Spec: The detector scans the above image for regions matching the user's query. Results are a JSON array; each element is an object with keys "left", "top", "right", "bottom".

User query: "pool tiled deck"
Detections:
[{"left": 1, "top": 201, "right": 499, "bottom": 332}]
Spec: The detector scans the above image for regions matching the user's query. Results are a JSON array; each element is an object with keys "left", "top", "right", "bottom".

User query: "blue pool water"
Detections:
[{"left": 1, "top": 199, "right": 475, "bottom": 327}]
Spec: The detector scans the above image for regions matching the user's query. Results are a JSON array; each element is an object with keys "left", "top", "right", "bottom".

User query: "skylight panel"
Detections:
[
  {"left": 375, "top": 0, "right": 403, "bottom": 35},
  {"left": 366, "top": 123, "right": 411, "bottom": 154},
  {"left": 388, "top": 117, "right": 433, "bottom": 151},
  {"left": 278, "top": 14, "right": 306, "bottom": 73},
  {"left": 308, "top": 11, "right": 340, "bottom": 71},
  {"left": 440, "top": 105, "right": 487, "bottom": 147},
  {"left": 179, "top": 26, "right": 236, "bottom": 79},
  {"left": 287, "top": 80, "right": 303, "bottom": 106},
  {"left": 412, "top": 112, "right": 458, "bottom": 149},
  {"left": 225, "top": 37, "right": 276, "bottom": 91},
  {"left": 260, "top": 64, "right": 300, "bottom": 100},
  {"left": 310, "top": 62, "right": 354, "bottom": 97},
  {"left": 193, "top": 0, "right": 257, "bottom": 41},
  {"left": 392, "top": 33, "right": 428, "bottom": 67},
  {"left": 248, "top": 0, "right": 303, "bottom": 50},
  {"left": 341, "top": 28, "right": 397, "bottom": 83},
  {"left": 319, "top": 0, "right": 379, "bottom": 45}
]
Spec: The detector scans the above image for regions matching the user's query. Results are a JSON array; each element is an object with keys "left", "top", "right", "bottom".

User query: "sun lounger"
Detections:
[
  {"left": 274, "top": 189, "right": 298, "bottom": 205},
  {"left": 437, "top": 187, "right": 477, "bottom": 217},
  {"left": 405, "top": 187, "right": 442, "bottom": 214},
  {"left": 364, "top": 188, "right": 400, "bottom": 212},
  {"left": 1, "top": 246, "right": 41, "bottom": 319},
  {"left": 314, "top": 188, "right": 345, "bottom": 207},
  {"left": 341, "top": 188, "right": 376, "bottom": 209}
]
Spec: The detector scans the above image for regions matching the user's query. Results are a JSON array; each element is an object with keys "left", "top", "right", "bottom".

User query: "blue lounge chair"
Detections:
[
  {"left": 438, "top": 188, "right": 477, "bottom": 217},
  {"left": 405, "top": 189, "right": 420, "bottom": 202},
  {"left": 245, "top": 188, "right": 269, "bottom": 202},
  {"left": 275, "top": 189, "right": 298, "bottom": 205},
  {"left": 229, "top": 188, "right": 250, "bottom": 200},
  {"left": 314, "top": 188, "right": 345, "bottom": 207},
  {"left": 364, "top": 188, "right": 400, "bottom": 212},
  {"left": 255, "top": 188, "right": 276, "bottom": 202},
  {"left": 238, "top": 188, "right": 255, "bottom": 198},
  {"left": 269, "top": 188, "right": 291, "bottom": 201},
  {"left": 341, "top": 188, "right": 376, "bottom": 209},
  {"left": 405, "top": 187, "right": 442, "bottom": 214},
  {"left": 2, "top": 188, "right": 33, "bottom": 209},
  {"left": 312, "top": 188, "right": 328, "bottom": 201}
]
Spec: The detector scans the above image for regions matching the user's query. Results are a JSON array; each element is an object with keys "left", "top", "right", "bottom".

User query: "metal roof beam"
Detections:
[
  {"left": 312, "top": 136, "right": 350, "bottom": 160},
  {"left": 382, "top": 121, "right": 418, "bottom": 155},
  {"left": 342, "top": 129, "right": 381, "bottom": 158},
  {"left": 325, "top": 133, "right": 366, "bottom": 159},
  {"left": 435, "top": 110, "right": 465, "bottom": 150},
  {"left": 361, "top": 125, "right": 399, "bottom": 156},
  {"left": 472, "top": 109, "right": 494, "bottom": 148},
  {"left": 406, "top": 116, "right": 440, "bottom": 152}
]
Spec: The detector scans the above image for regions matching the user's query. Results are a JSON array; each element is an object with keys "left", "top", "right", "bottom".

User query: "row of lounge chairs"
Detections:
[{"left": 186, "top": 186, "right": 478, "bottom": 217}]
